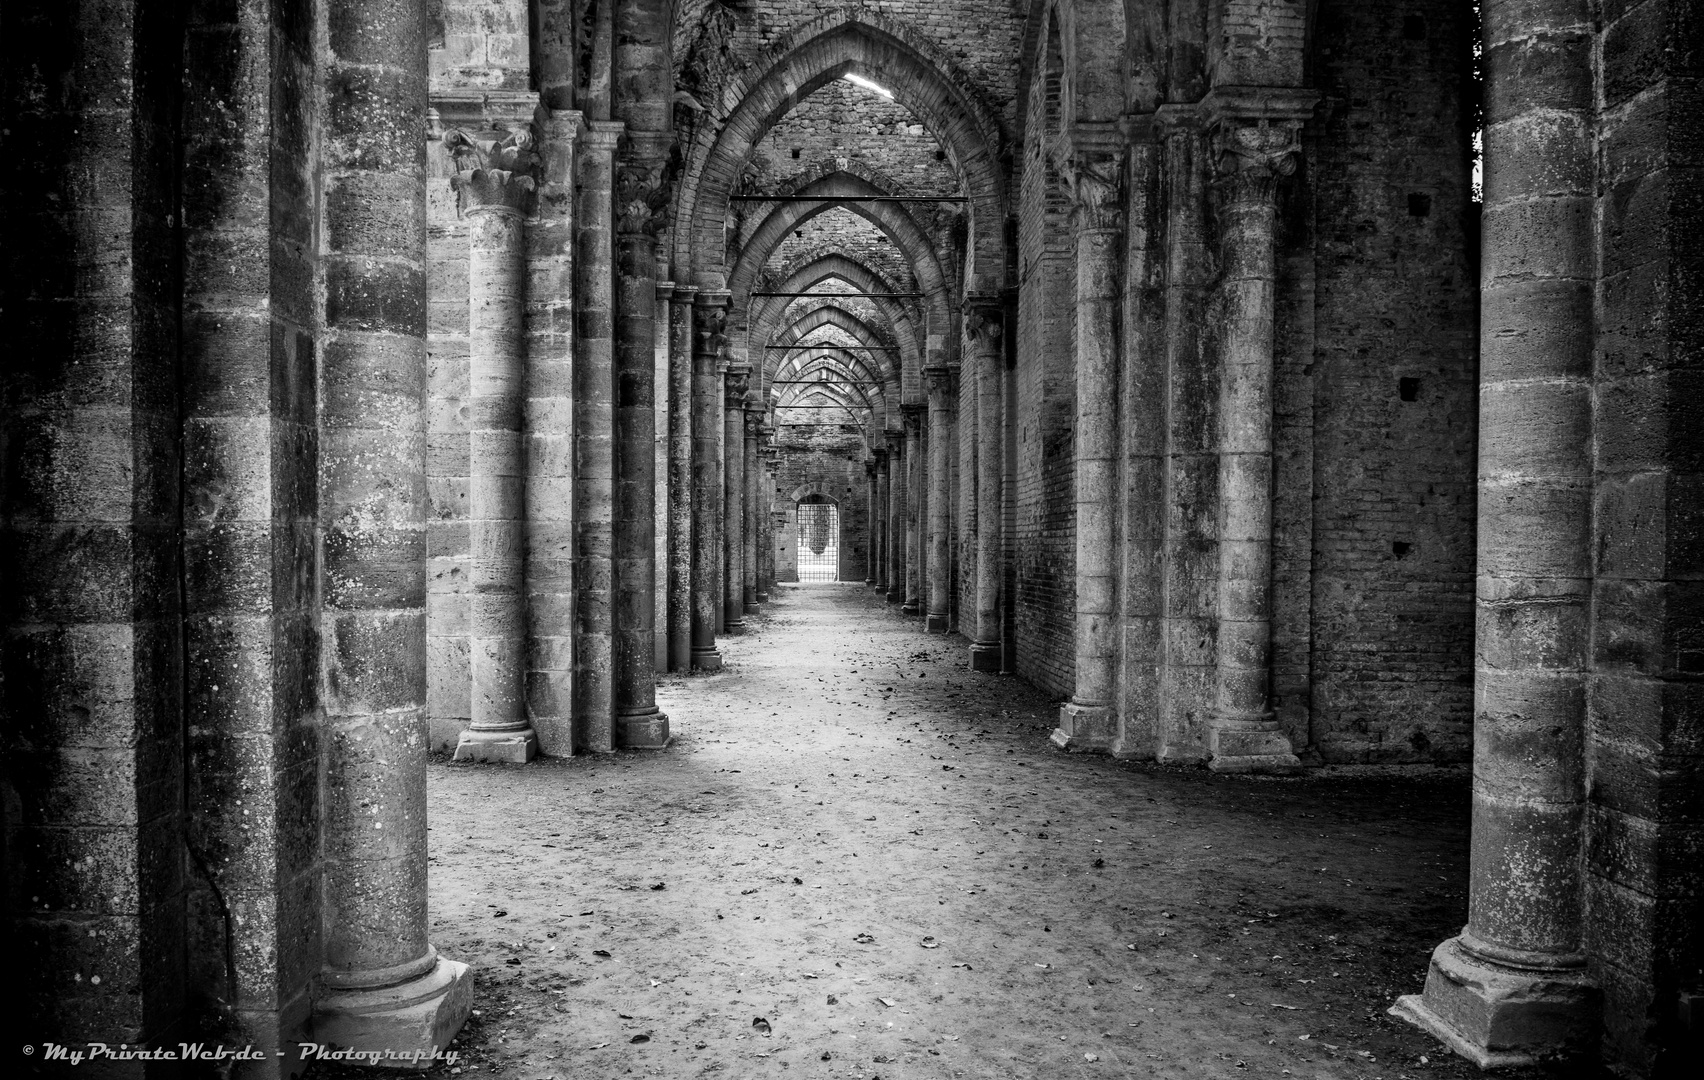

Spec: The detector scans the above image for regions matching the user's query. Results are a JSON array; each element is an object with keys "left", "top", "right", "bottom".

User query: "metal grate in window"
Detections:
[{"left": 796, "top": 501, "right": 840, "bottom": 583}]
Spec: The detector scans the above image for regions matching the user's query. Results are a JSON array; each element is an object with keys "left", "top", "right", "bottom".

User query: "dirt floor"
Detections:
[{"left": 315, "top": 584, "right": 1590, "bottom": 1080}]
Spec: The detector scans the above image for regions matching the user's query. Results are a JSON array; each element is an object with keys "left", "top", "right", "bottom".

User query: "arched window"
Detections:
[{"left": 796, "top": 494, "right": 840, "bottom": 583}]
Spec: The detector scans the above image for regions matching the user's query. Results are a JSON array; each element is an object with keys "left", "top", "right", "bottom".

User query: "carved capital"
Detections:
[
  {"left": 693, "top": 293, "right": 730, "bottom": 358},
  {"left": 1211, "top": 119, "right": 1303, "bottom": 207},
  {"left": 447, "top": 126, "right": 541, "bottom": 215},
  {"left": 961, "top": 297, "right": 1003, "bottom": 355},
  {"left": 885, "top": 431, "right": 905, "bottom": 457},
  {"left": 1061, "top": 150, "right": 1124, "bottom": 232},
  {"left": 614, "top": 151, "right": 675, "bottom": 238},
  {"left": 724, "top": 366, "right": 752, "bottom": 406},
  {"left": 901, "top": 402, "right": 927, "bottom": 431},
  {"left": 923, "top": 365, "right": 956, "bottom": 398}
]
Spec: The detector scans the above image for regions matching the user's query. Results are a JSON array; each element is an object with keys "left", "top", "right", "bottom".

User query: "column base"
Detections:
[
  {"left": 691, "top": 647, "right": 722, "bottom": 672},
  {"left": 886, "top": 589, "right": 903, "bottom": 604},
  {"left": 452, "top": 727, "right": 538, "bottom": 763},
  {"left": 312, "top": 957, "right": 472, "bottom": 1070},
  {"left": 1207, "top": 714, "right": 1302, "bottom": 775},
  {"left": 756, "top": 591, "right": 769, "bottom": 603},
  {"left": 744, "top": 603, "right": 761, "bottom": 617},
  {"left": 1390, "top": 936, "right": 1596, "bottom": 1068},
  {"left": 925, "top": 612, "right": 949, "bottom": 633},
  {"left": 901, "top": 601, "right": 921, "bottom": 616},
  {"left": 1052, "top": 702, "right": 1116, "bottom": 752},
  {"left": 619, "top": 709, "right": 671, "bottom": 749},
  {"left": 725, "top": 618, "right": 745, "bottom": 634},
  {"left": 969, "top": 642, "right": 1002, "bottom": 672},
  {"left": 865, "top": 578, "right": 876, "bottom": 586}
]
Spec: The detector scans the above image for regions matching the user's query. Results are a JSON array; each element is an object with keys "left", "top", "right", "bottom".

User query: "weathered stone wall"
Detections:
[
  {"left": 1304, "top": 1, "right": 1479, "bottom": 763},
  {"left": 1585, "top": 1, "right": 1704, "bottom": 1068},
  {"left": 3, "top": 0, "right": 191, "bottom": 1049}
]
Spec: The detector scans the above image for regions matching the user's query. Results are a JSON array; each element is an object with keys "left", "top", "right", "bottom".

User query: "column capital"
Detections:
[
  {"left": 1210, "top": 118, "right": 1304, "bottom": 206},
  {"left": 885, "top": 429, "right": 905, "bottom": 456},
  {"left": 657, "top": 280, "right": 676, "bottom": 301},
  {"left": 673, "top": 283, "right": 700, "bottom": 302},
  {"left": 694, "top": 287, "right": 732, "bottom": 308},
  {"left": 961, "top": 297, "right": 1003, "bottom": 354},
  {"left": 447, "top": 127, "right": 540, "bottom": 216},
  {"left": 724, "top": 365, "right": 752, "bottom": 405},
  {"left": 1059, "top": 145, "right": 1124, "bottom": 233},
  {"left": 923, "top": 365, "right": 957, "bottom": 396},
  {"left": 615, "top": 150, "right": 674, "bottom": 237},
  {"left": 865, "top": 457, "right": 880, "bottom": 478},
  {"left": 429, "top": 90, "right": 541, "bottom": 139},
  {"left": 900, "top": 402, "right": 928, "bottom": 428}
]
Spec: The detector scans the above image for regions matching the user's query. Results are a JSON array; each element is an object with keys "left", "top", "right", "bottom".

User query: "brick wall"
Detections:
[{"left": 1305, "top": 0, "right": 1478, "bottom": 763}]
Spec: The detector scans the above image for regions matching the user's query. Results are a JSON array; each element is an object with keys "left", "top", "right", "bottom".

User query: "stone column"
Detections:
[
  {"left": 653, "top": 280, "right": 672, "bottom": 673},
  {"left": 690, "top": 293, "right": 730, "bottom": 670},
  {"left": 924, "top": 367, "right": 956, "bottom": 632},
  {"left": 452, "top": 148, "right": 539, "bottom": 763},
  {"left": 865, "top": 457, "right": 880, "bottom": 585},
  {"left": 874, "top": 448, "right": 891, "bottom": 592},
  {"left": 965, "top": 302, "right": 1005, "bottom": 671},
  {"left": 1392, "top": 0, "right": 1597, "bottom": 1061},
  {"left": 573, "top": 119, "right": 622, "bottom": 752},
  {"left": 743, "top": 407, "right": 762, "bottom": 613},
  {"left": 902, "top": 405, "right": 925, "bottom": 615},
  {"left": 611, "top": 142, "right": 669, "bottom": 748},
  {"left": 668, "top": 285, "right": 698, "bottom": 670},
  {"left": 723, "top": 367, "right": 751, "bottom": 632},
  {"left": 1054, "top": 137, "right": 1123, "bottom": 751},
  {"left": 525, "top": 110, "right": 581, "bottom": 756},
  {"left": 754, "top": 425, "right": 774, "bottom": 603},
  {"left": 886, "top": 430, "right": 907, "bottom": 603},
  {"left": 1200, "top": 101, "right": 1310, "bottom": 776},
  {"left": 314, "top": 0, "right": 470, "bottom": 1052}
]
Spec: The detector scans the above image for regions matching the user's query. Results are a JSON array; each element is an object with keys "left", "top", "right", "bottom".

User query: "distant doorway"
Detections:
[{"left": 796, "top": 495, "right": 840, "bottom": 583}]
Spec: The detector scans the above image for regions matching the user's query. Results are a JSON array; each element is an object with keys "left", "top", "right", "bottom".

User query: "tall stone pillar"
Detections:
[
  {"left": 1054, "top": 136, "right": 1123, "bottom": 751},
  {"left": 525, "top": 110, "right": 581, "bottom": 756},
  {"left": 1200, "top": 98, "right": 1311, "bottom": 775},
  {"left": 886, "top": 430, "right": 907, "bottom": 603},
  {"left": 668, "top": 285, "right": 698, "bottom": 670},
  {"left": 653, "top": 280, "right": 673, "bottom": 673},
  {"left": 1392, "top": 0, "right": 1597, "bottom": 1062},
  {"left": 966, "top": 302, "right": 1005, "bottom": 671},
  {"left": 723, "top": 367, "right": 751, "bottom": 632},
  {"left": 743, "top": 408, "right": 762, "bottom": 612},
  {"left": 874, "top": 448, "right": 891, "bottom": 592},
  {"left": 865, "top": 457, "right": 880, "bottom": 585},
  {"left": 902, "top": 405, "right": 925, "bottom": 615},
  {"left": 314, "top": 0, "right": 470, "bottom": 1052},
  {"left": 573, "top": 119, "right": 622, "bottom": 752},
  {"left": 610, "top": 141, "right": 670, "bottom": 747},
  {"left": 452, "top": 143, "right": 540, "bottom": 763},
  {"left": 690, "top": 293, "right": 730, "bottom": 670},
  {"left": 924, "top": 368, "right": 956, "bottom": 631},
  {"left": 753, "top": 423, "right": 773, "bottom": 603}
]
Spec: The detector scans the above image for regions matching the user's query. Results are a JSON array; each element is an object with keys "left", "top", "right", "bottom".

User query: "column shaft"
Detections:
[
  {"left": 724, "top": 368, "right": 750, "bottom": 631},
  {"left": 1055, "top": 194, "right": 1121, "bottom": 750},
  {"left": 315, "top": 0, "right": 470, "bottom": 1051},
  {"left": 968, "top": 305, "right": 1004, "bottom": 670},
  {"left": 902, "top": 407, "right": 924, "bottom": 614},
  {"left": 668, "top": 286, "right": 698, "bottom": 670},
  {"left": 573, "top": 121, "right": 622, "bottom": 751},
  {"left": 875, "top": 450, "right": 891, "bottom": 591},
  {"left": 886, "top": 433, "right": 907, "bottom": 603},
  {"left": 925, "top": 369, "right": 955, "bottom": 632},
  {"left": 454, "top": 179, "right": 537, "bottom": 762},
  {"left": 612, "top": 146, "right": 668, "bottom": 749},
  {"left": 653, "top": 281, "right": 672, "bottom": 674},
  {"left": 526, "top": 112, "right": 581, "bottom": 756},
  {"left": 690, "top": 294, "right": 729, "bottom": 669},
  {"left": 865, "top": 459, "right": 880, "bottom": 585},
  {"left": 1201, "top": 109, "right": 1308, "bottom": 775},
  {"left": 1393, "top": 0, "right": 1596, "bottom": 1063},
  {"left": 743, "top": 410, "right": 761, "bottom": 611}
]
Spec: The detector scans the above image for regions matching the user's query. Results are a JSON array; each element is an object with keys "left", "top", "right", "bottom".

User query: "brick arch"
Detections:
[
  {"left": 745, "top": 254, "right": 924, "bottom": 406},
  {"left": 768, "top": 307, "right": 899, "bottom": 428},
  {"left": 673, "top": 10, "right": 1008, "bottom": 294},
  {"left": 776, "top": 358, "right": 880, "bottom": 412},
  {"left": 774, "top": 156, "right": 919, "bottom": 202},
  {"left": 788, "top": 483, "right": 839, "bottom": 505},
  {"left": 728, "top": 173, "right": 952, "bottom": 369}
]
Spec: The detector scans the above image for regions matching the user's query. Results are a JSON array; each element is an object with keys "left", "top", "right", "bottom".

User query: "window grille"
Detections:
[{"left": 796, "top": 500, "right": 839, "bottom": 583}]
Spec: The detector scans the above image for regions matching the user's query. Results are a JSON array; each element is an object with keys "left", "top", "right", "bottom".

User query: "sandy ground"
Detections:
[{"left": 314, "top": 584, "right": 1586, "bottom": 1080}]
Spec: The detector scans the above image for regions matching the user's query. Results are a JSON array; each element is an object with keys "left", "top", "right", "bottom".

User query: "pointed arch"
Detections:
[{"left": 672, "top": 10, "right": 1008, "bottom": 293}]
